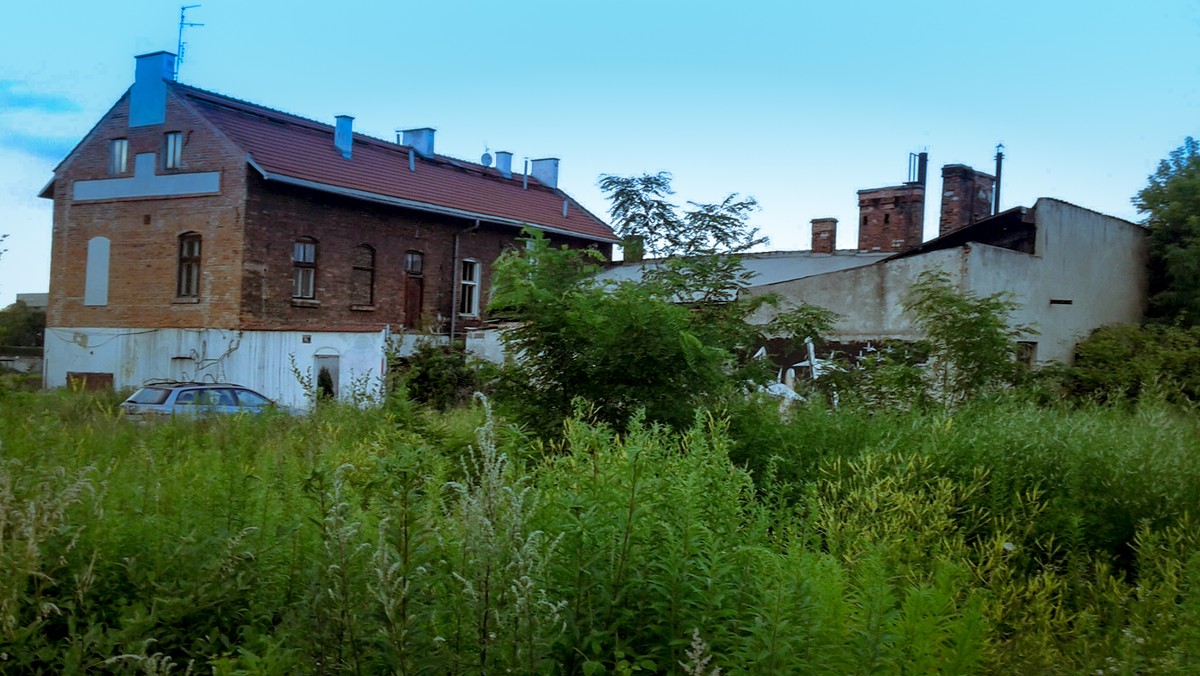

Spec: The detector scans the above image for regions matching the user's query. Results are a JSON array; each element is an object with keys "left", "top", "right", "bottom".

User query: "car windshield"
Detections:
[
  {"left": 235, "top": 390, "right": 272, "bottom": 407},
  {"left": 127, "top": 387, "right": 171, "bottom": 405}
]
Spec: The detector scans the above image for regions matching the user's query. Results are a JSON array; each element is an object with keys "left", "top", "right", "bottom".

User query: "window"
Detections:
[
  {"left": 458, "top": 259, "right": 480, "bottom": 316},
  {"left": 293, "top": 238, "right": 317, "bottom": 299},
  {"left": 352, "top": 244, "right": 375, "bottom": 307},
  {"left": 405, "top": 250, "right": 424, "bottom": 275},
  {"left": 177, "top": 233, "right": 201, "bottom": 298},
  {"left": 109, "top": 139, "right": 128, "bottom": 175},
  {"left": 164, "top": 131, "right": 183, "bottom": 169}
]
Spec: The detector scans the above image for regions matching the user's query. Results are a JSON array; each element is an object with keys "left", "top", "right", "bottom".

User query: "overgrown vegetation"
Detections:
[
  {"left": 3, "top": 387, "right": 1200, "bottom": 673},
  {"left": 1135, "top": 136, "right": 1200, "bottom": 326}
]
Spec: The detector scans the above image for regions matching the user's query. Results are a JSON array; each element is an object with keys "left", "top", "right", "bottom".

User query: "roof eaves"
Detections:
[{"left": 256, "top": 168, "right": 620, "bottom": 243}]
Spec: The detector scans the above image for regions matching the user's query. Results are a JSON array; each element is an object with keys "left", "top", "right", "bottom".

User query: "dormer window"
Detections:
[
  {"left": 109, "top": 139, "right": 128, "bottom": 175},
  {"left": 164, "top": 132, "right": 183, "bottom": 169}
]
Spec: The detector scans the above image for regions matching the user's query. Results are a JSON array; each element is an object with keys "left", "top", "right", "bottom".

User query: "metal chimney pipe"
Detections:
[{"left": 993, "top": 144, "right": 1004, "bottom": 215}]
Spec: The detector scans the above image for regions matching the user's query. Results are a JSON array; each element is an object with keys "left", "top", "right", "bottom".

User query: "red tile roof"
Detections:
[{"left": 173, "top": 83, "right": 617, "bottom": 243}]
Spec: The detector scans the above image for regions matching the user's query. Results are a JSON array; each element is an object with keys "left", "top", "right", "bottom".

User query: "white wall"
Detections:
[
  {"left": 42, "top": 327, "right": 433, "bottom": 409},
  {"left": 746, "top": 199, "right": 1147, "bottom": 364}
]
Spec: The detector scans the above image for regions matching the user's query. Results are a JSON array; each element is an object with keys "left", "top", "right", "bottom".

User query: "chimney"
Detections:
[
  {"left": 857, "top": 184, "right": 925, "bottom": 252},
  {"left": 939, "top": 164, "right": 996, "bottom": 237},
  {"left": 334, "top": 115, "right": 354, "bottom": 159},
  {"left": 811, "top": 218, "right": 837, "bottom": 254},
  {"left": 130, "top": 51, "right": 176, "bottom": 128},
  {"left": 400, "top": 127, "right": 436, "bottom": 157},
  {"left": 495, "top": 151, "right": 513, "bottom": 179},
  {"left": 530, "top": 157, "right": 559, "bottom": 189}
]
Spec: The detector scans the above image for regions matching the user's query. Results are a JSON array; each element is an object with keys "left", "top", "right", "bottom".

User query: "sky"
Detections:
[{"left": 2, "top": 0, "right": 1199, "bottom": 307}]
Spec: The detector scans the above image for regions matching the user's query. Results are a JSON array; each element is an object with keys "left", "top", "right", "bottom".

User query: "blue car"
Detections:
[{"left": 120, "top": 383, "right": 291, "bottom": 421}]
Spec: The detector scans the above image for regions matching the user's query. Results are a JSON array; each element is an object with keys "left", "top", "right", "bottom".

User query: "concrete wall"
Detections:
[
  {"left": 746, "top": 248, "right": 963, "bottom": 342},
  {"left": 963, "top": 198, "right": 1145, "bottom": 362},
  {"left": 747, "top": 198, "right": 1146, "bottom": 364},
  {"left": 41, "top": 326, "right": 438, "bottom": 409}
]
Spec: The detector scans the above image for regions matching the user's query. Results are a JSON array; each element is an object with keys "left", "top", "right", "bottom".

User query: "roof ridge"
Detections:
[{"left": 174, "top": 80, "right": 559, "bottom": 192}]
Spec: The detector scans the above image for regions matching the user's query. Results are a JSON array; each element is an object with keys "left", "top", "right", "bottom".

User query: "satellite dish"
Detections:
[{"left": 481, "top": 151, "right": 493, "bottom": 167}]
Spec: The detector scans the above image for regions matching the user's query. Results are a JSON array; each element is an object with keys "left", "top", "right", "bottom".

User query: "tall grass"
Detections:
[{"left": 1, "top": 388, "right": 1199, "bottom": 673}]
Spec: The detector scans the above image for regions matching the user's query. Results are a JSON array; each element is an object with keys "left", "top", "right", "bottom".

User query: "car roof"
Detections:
[{"left": 139, "top": 382, "right": 251, "bottom": 390}]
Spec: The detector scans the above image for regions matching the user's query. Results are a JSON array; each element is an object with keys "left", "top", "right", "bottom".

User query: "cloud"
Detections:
[
  {"left": 0, "top": 131, "right": 75, "bottom": 162},
  {"left": 0, "top": 81, "right": 80, "bottom": 114}
]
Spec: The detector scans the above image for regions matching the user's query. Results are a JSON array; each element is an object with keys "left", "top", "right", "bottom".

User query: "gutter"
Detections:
[{"left": 246, "top": 156, "right": 619, "bottom": 244}]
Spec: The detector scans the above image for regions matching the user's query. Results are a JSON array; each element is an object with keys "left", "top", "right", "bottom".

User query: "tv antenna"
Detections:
[{"left": 175, "top": 4, "right": 204, "bottom": 80}]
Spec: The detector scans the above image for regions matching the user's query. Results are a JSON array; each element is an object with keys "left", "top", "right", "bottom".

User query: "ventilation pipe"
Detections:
[
  {"left": 334, "top": 115, "right": 354, "bottom": 159},
  {"left": 993, "top": 143, "right": 1004, "bottom": 215},
  {"left": 495, "top": 151, "right": 513, "bottom": 179},
  {"left": 400, "top": 127, "right": 436, "bottom": 157},
  {"left": 530, "top": 157, "right": 560, "bottom": 189}
]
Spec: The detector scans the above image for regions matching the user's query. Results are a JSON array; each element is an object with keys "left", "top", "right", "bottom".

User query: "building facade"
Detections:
[
  {"left": 748, "top": 198, "right": 1147, "bottom": 364},
  {"left": 41, "top": 52, "right": 617, "bottom": 405}
]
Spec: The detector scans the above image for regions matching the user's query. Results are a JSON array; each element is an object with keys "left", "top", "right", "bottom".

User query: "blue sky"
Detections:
[{"left": 2, "top": 0, "right": 1199, "bottom": 307}]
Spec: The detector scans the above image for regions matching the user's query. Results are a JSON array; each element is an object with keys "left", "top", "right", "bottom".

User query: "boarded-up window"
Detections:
[
  {"left": 352, "top": 244, "right": 375, "bottom": 307},
  {"left": 85, "top": 237, "right": 110, "bottom": 306}
]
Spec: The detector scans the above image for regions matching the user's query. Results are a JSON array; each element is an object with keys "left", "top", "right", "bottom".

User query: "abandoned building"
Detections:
[
  {"left": 40, "top": 51, "right": 617, "bottom": 405},
  {"left": 604, "top": 153, "right": 1147, "bottom": 365}
]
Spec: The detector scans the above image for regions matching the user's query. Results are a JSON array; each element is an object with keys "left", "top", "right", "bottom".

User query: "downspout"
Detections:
[{"left": 449, "top": 219, "right": 482, "bottom": 341}]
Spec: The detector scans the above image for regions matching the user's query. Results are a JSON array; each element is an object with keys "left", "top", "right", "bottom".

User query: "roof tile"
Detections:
[{"left": 174, "top": 83, "right": 617, "bottom": 243}]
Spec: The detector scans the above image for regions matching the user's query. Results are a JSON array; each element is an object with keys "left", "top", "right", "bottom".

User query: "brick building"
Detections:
[{"left": 40, "top": 51, "right": 617, "bottom": 405}]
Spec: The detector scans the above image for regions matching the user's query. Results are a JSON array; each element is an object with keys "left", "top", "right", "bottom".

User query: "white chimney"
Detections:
[
  {"left": 334, "top": 115, "right": 354, "bottom": 158},
  {"left": 495, "top": 151, "right": 513, "bottom": 179},
  {"left": 530, "top": 157, "right": 560, "bottom": 189},
  {"left": 130, "top": 51, "right": 176, "bottom": 128},
  {"left": 400, "top": 127, "right": 436, "bottom": 157}
]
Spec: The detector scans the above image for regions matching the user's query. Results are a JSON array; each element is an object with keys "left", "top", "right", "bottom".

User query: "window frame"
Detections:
[
  {"left": 405, "top": 250, "right": 424, "bottom": 276},
  {"left": 458, "top": 258, "right": 480, "bottom": 316},
  {"left": 163, "top": 131, "right": 183, "bottom": 170},
  {"left": 108, "top": 138, "right": 129, "bottom": 175},
  {"left": 176, "top": 233, "right": 202, "bottom": 298},
  {"left": 292, "top": 238, "right": 318, "bottom": 300}
]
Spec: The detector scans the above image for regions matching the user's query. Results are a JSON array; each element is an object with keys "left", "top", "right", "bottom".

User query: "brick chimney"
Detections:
[
  {"left": 939, "top": 164, "right": 995, "bottom": 237},
  {"left": 400, "top": 127, "right": 436, "bottom": 157},
  {"left": 130, "top": 51, "right": 176, "bottom": 128},
  {"left": 530, "top": 158, "right": 559, "bottom": 189},
  {"left": 811, "top": 218, "right": 837, "bottom": 254},
  {"left": 857, "top": 184, "right": 925, "bottom": 252},
  {"left": 334, "top": 115, "right": 354, "bottom": 159}
]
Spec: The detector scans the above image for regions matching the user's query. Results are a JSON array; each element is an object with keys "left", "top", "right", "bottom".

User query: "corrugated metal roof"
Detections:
[{"left": 174, "top": 83, "right": 618, "bottom": 243}]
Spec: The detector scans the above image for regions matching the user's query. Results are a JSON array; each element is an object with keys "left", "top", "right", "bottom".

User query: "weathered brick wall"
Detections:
[
  {"left": 47, "top": 90, "right": 248, "bottom": 329},
  {"left": 810, "top": 218, "right": 837, "bottom": 254},
  {"left": 240, "top": 176, "right": 609, "bottom": 333},
  {"left": 857, "top": 185, "right": 925, "bottom": 252},
  {"left": 939, "top": 165, "right": 995, "bottom": 237}
]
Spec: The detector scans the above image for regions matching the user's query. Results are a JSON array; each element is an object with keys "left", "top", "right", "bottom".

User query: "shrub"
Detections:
[{"left": 1070, "top": 323, "right": 1200, "bottom": 403}]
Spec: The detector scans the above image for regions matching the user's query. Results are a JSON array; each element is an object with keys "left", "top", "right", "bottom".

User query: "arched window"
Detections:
[
  {"left": 352, "top": 244, "right": 375, "bottom": 307},
  {"left": 84, "top": 236, "right": 110, "bottom": 306},
  {"left": 177, "top": 232, "right": 202, "bottom": 298},
  {"left": 293, "top": 237, "right": 317, "bottom": 299}
]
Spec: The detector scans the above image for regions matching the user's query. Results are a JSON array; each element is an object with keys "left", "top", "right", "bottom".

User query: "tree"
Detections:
[
  {"left": 1133, "top": 136, "right": 1200, "bottom": 326},
  {"left": 598, "top": 172, "right": 765, "bottom": 259},
  {"left": 0, "top": 300, "right": 46, "bottom": 348},
  {"left": 488, "top": 231, "right": 730, "bottom": 432},
  {"left": 487, "top": 229, "right": 837, "bottom": 434},
  {"left": 903, "top": 269, "right": 1033, "bottom": 406}
]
